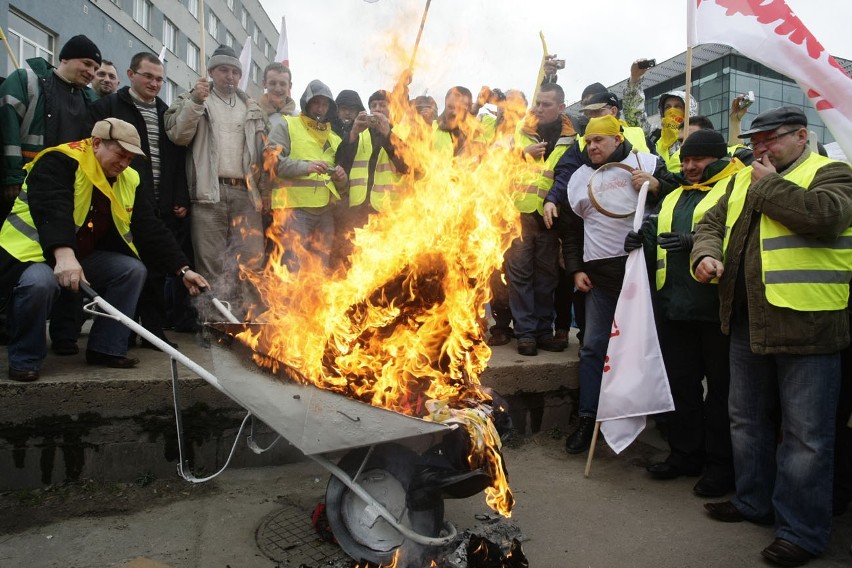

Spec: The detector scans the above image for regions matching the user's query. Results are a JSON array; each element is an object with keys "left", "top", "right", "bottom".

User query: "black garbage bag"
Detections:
[{"left": 467, "top": 534, "right": 529, "bottom": 568}]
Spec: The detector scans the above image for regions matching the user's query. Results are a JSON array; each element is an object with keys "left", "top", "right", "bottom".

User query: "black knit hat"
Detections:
[
  {"left": 368, "top": 90, "right": 389, "bottom": 107},
  {"left": 335, "top": 89, "right": 365, "bottom": 111},
  {"left": 59, "top": 35, "right": 102, "bottom": 65},
  {"left": 680, "top": 129, "right": 728, "bottom": 159}
]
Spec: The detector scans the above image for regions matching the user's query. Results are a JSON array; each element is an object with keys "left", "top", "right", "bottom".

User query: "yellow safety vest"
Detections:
[
  {"left": 272, "top": 116, "right": 342, "bottom": 209},
  {"left": 513, "top": 130, "right": 574, "bottom": 215},
  {"left": 723, "top": 152, "right": 852, "bottom": 311},
  {"left": 370, "top": 148, "right": 404, "bottom": 212},
  {"left": 349, "top": 129, "right": 372, "bottom": 207},
  {"left": 657, "top": 137, "right": 681, "bottom": 174},
  {"left": 349, "top": 128, "right": 405, "bottom": 212},
  {"left": 0, "top": 139, "right": 140, "bottom": 263}
]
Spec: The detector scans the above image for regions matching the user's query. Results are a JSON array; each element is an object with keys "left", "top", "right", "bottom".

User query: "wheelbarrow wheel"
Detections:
[{"left": 325, "top": 443, "right": 445, "bottom": 566}]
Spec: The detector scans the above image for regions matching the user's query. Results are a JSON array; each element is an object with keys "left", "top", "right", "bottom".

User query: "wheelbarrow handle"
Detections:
[{"left": 80, "top": 281, "right": 99, "bottom": 299}]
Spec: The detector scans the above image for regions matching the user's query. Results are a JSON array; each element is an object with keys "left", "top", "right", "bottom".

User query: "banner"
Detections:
[
  {"left": 275, "top": 16, "right": 289, "bottom": 68},
  {"left": 597, "top": 183, "right": 675, "bottom": 454},
  {"left": 687, "top": 0, "right": 852, "bottom": 158}
]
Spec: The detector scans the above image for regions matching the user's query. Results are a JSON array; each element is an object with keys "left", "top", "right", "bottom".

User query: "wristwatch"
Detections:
[{"left": 179, "top": 266, "right": 191, "bottom": 278}]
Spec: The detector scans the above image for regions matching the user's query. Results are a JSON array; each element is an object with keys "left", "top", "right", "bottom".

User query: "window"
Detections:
[
  {"left": 251, "top": 62, "right": 260, "bottom": 83},
  {"left": 226, "top": 0, "right": 234, "bottom": 10},
  {"left": 187, "top": 40, "right": 199, "bottom": 72},
  {"left": 162, "top": 19, "right": 176, "bottom": 53},
  {"left": 6, "top": 10, "right": 55, "bottom": 70},
  {"left": 132, "top": 0, "right": 152, "bottom": 30},
  {"left": 241, "top": 7, "right": 248, "bottom": 29},
  {"left": 252, "top": 24, "right": 259, "bottom": 45},
  {"left": 225, "top": 32, "right": 235, "bottom": 48},
  {"left": 264, "top": 40, "right": 270, "bottom": 59},
  {"left": 187, "top": 0, "right": 198, "bottom": 19},
  {"left": 164, "top": 80, "right": 178, "bottom": 105},
  {"left": 208, "top": 12, "right": 219, "bottom": 40}
]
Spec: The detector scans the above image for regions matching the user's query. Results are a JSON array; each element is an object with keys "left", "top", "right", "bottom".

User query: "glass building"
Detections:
[{"left": 569, "top": 44, "right": 852, "bottom": 146}]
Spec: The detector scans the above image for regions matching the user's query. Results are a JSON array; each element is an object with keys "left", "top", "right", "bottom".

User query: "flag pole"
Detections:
[
  {"left": 532, "top": 31, "right": 548, "bottom": 105},
  {"left": 0, "top": 25, "right": 20, "bottom": 69},
  {"left": 408, "top": 0, "right": 432, "bottom": 70},
  {"left": 198, "top": 0, "right": 207, "bottom": 74},
  {"left": 684, "top": 46, "right": 694, "bottom": 118},
  {"left": 583, "top": 421, "right": 602, "bottom": 478}
]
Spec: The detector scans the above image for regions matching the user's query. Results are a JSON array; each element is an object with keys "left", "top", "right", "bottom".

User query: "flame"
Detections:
[{"left": 239, "top": 55, "right": 541, "bottom": 517}]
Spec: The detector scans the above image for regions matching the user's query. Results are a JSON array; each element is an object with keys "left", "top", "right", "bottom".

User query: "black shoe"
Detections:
[
  {"left": 646, "top": 461, "right": 702, "bottom": 480},
  {"left": 8, "top": 367, "right": 39, "bottom": 382},
  {"left": 761, "top": 538, "right": 814, "bottom": 567},
  {"left": 693, "top": 475, "right": 734, "bottom": 498},
  {"left": 537, "top": 336, "right": 566, "bottom": 352},
  {"left": 704, "top": 500, "right": 774, "bottom": 525},
  {"left": 52, "top": 341, "right": 79, "bottom": 356},
  {"left": 517, "top": 339, "right": 537, "bottom": 356},
  {"left": 140, "top": 337, "right": 178, "bottom": 349},
  {"left": 85, "top": 350, "right": 140, "bottom": 369},
  {"left": 487, "top": 330, "right": 511, "bottom": 347},
  {"left": 565, "top": 416, "right": 596, "bottom": 454}
]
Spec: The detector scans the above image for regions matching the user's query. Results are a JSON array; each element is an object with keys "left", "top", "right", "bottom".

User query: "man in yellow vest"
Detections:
[
  {"left": 266, "top": 80, "right": 349, "bottom": 270},
  {"left": 693, "top": 107, "right": 852, "bottom": 566},
  {"left": 0, "top": 119, "right": 208, "bottom": 381},
  {"left": 624, "top": 129, "right": 743, "bottom": 497}
]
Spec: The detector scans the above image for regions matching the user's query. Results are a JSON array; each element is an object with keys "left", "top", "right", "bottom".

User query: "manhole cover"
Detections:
[{"left": 256, "top": 502, "right": 350, "bottom": 565}]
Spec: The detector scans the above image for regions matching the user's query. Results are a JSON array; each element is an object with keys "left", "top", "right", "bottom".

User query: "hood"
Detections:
[
  {"left": 300, "top": 79, "right": 337, "bottom": 118},
  {"left": 658, "top": 90, "right": 698, "bottom": 118}
]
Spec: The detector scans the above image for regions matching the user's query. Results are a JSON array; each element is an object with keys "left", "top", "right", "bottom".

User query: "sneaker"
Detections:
[
  {"left": 565, "top": 416, "right": 596, "bottom": 454},
  {"left": 517, "top": 338, "right": 537, "bottom": 356}
]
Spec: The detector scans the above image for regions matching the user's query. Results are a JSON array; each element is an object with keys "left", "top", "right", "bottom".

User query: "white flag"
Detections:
[
  {"left": 687, "top": 0, "right": 852, "bottom": 158},
  {"left": 597, "top": 183, "right": 674, "bottom": 454},
  {"left": 275, "top": 16, "right": 289, "bottom": 68},
  {"left": 238, "top": 40, "right": 252, "bottom": 91},
  {"left": 158, "top": 45, "right": 168, "bottom": 64}
]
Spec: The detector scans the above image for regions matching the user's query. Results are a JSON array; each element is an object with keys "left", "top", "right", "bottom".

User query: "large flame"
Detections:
[{"left": 241, "top": 59, "right": 538, "bottom": 517}]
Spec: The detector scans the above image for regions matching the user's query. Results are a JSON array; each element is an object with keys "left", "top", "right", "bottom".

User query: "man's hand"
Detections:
[
  {"left": 574, "top": 271, "right": 593, "bottom": 292},
  {"left": 632, "top": 170, "right": 660, "bottom": 193},
  {"left": 2, "top": 184, "right": 21, "bottom": 202},
  {"left": 172, "top": 205, "right": 188, "bottom": 219},
  {"left": 53, "top": 246, "right": 86, "bottom": 291},
  {"left": 695, "top": 257, "right": 724, "bottom": 283},
  {"left": 350, "top": 111, "right": 371, "bottom": 141},
  {"left": 191, "top": 78, "right": 209, "bottom": 104},
  {"left": 307, "top": 160, "right": 329, "bottom": 175},
  {"left": 658, "top": 231, "right": 694, "bottom": 253},
  {"left": 543, "top": 201, "right": 559, "bottom": 229},
  {"left": 524, "top": 141, "right": 547, "bottom": 160},
  {"left": 624, "top": 229, "right": 643, "bottom": 252},
  {"left": 329, "top": 165, "right": 347, "bottom": 185},
  {"left": 730, "top": 95, "right": 749, "bottom": 122},
  {"left": 181, "top": 269, "right": 210, "bottom": 296},
  {"left": 543, "top": 56, "right": 559, "bottom": 78},
  {"left": 629, "top": 59, "right": 652, "bottom": 84},
  {"left": 751, "top": 153, "right": 776, "bottom": 182},
  {"left": 375, "top": 112, "right": 391, "bottom": 137}
]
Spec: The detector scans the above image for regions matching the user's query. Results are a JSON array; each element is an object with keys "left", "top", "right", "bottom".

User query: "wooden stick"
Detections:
[
  {"left": 684, "top": 46, "right": 694, "bottom": 118},
  {"left": 0, "top": 25, "right": 20, "bottom": 69},
  {"left": 408, "top": 0, "right": 432, "bottom": 70},
  {"left": 199, "top": 0, "right": 207, "bottom": 74},
  {"left": 583, "top": 421, "right": 602, "bottom": 478}
]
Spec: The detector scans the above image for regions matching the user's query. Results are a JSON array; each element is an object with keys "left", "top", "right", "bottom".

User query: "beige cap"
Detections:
[{"left": 91, "top": 118, "right": 146, "bottom": 157}]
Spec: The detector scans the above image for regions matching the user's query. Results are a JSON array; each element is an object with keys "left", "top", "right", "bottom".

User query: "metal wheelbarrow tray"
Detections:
[{"left": 82, "top": 287, "right": 461, "bottom": 565}]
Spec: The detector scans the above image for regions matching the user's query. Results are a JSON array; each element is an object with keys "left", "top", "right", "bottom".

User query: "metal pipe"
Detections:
[{"left": 309, "top": 453, "right": 458, "bottom": 546}]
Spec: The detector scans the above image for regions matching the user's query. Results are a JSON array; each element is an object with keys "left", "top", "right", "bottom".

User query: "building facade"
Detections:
[
  {"left": 0, "top": 0, "right": 279, "bottom": 102},
  {"left": 569, "top": 44, "right": 852, "bottom": 147}
]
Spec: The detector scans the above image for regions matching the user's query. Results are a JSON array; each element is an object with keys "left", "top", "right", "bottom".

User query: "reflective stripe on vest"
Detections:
[
  {"left": 0, "top": 140, "right": 140, "bottom": 262},
  {"left": 512, "top": 131, "right": 571, "bottom": 215},
  {"left": 370, "top": 152, "right": 403, "bottom": 212},
  {"left": 349, "top": 129, "right": 372, "bottom": 207},
  {"left": 655, "top": 177, "right": 729, "bottom": 290},
  {"left": 271, "top": 116, "right": 341, "bottom": 209},
  {"left": 723, "top": 152, "right": 852, "bottom": 311}
]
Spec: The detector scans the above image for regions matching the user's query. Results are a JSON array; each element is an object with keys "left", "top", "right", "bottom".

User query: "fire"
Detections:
[{"left": 239, "top": 56, "right": 539, "bottom": 518}]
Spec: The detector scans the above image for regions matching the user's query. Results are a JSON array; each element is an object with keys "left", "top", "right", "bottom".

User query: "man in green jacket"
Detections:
[{"left": 693, "top": 107, "right": 852, "bottom": 567}]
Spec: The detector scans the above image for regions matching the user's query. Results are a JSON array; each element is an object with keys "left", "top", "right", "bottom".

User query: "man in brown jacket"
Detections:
[{"left": 692, "top": 106, "right": 852, "bottom": 567}]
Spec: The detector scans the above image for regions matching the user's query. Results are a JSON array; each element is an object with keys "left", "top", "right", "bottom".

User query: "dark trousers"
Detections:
[
  {"left": 835, "top": 326, "right": 852, "bottom": 509},
  {"left": 658, "top": 318, "right": 733, "bottom": 480},
  {"left": 554, "top": 267, "right": 585, "bottom": 342},
  {"left": 488, "top": 254, "right": 512, "bottom": 333},
  {"left": 48, "top": 289, "right": 84, "bottom": 345}
]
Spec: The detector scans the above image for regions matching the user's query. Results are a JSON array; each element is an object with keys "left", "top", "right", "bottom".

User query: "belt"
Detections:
[{"left": 218, "top": 177, "right": 247, "bottom": 188}]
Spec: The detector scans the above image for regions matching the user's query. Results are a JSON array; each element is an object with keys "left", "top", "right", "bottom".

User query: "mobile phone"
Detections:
[
  {"left": 739, "top": 91, "right": 755, "bottom": 109},
  {"left": 552, "top": 59, "right": 566, "bottom": 70},
  {"left": 638, "top": 59, "right": 656, "bottom": 70}
]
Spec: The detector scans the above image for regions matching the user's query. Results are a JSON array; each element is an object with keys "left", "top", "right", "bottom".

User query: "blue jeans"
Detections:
[
  {"left": 505, "top": 213, "right": 559, "bottom": 340},
  {"left": 6, "top": 251, "right": 147, "bottom": 370},
  {"left": 279, "top": 207, "right": 335, "bottom": 272},
  {"left": 729, "top": 321, "right": 840, "bottom": 554},
  {"left": 578, "top": 286, "right": 619, "bottom": 417}
]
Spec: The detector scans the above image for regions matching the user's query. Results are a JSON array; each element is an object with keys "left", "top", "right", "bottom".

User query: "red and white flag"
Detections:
[
  {"left": 687, "top": 0, "right": 852, "bottom": 158},
  {"left": 597, "top": 183, "right": 675, "bottom": 454},
  {"left": 275, "top": 16, "right": 290, "bottom": 68}
]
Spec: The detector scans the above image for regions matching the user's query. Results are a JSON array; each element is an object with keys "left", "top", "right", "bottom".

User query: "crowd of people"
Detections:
[{"left": 0, "top": 34, "right": 849, "bottom": 567}]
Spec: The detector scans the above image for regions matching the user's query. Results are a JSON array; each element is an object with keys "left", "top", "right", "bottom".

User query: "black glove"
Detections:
[
  {"left": 624, "top": 230, "right": 643, "bottom": 252},
  {"left": 658, "top": 231, "right": 694, "bottom": 253}
]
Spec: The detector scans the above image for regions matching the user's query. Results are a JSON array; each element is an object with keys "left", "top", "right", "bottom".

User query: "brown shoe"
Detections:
[
  {"left": 517, "top": 339, "right": 537, "bottom": 356},
  {"left": 537, "top": 336, "right": 566, "bottom": 352},
  {"left": 85, "top": 350, "right": 140, "bottom": 369},
  {"left": 554, "top": 328, "right": 570, "bottom": 346},
  {"left": 8, "top": 367, "right": 39, "bottom": 382},
  {"left": 761, "top": 538, "right": 814, "bottom": 567},
  {"left": 486, "top": 330, "right": 511, "bottom": 346}
]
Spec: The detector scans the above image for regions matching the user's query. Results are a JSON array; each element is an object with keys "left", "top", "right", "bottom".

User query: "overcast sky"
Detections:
[{"left": 257, "top": 0, "right": 852, "bottom": 110}]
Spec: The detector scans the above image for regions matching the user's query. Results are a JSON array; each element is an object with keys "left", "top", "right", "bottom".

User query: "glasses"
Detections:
[
  {"left": 750, "top": 128, "right": 801, "bottom": 148},
  {"left": 133, "top": 71, "right": 165, "bottom": 84}
]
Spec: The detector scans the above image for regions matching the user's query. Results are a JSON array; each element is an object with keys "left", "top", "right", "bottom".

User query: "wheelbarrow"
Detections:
[{"left": 80, "top": 284, "right": 495, "bottom": 565}]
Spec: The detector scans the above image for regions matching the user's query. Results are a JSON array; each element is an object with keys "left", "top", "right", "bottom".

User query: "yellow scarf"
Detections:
[
  {"left": 300, "top": 114, "right": 330, "bottom": 146},
  {"left": 680, "top": 158, "right": 745, "bottom": 191},
  {"left": 660, "top": 107, "right": 685, "bottom": 149}
]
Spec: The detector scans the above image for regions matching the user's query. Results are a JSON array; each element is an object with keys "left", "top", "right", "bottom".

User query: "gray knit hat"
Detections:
[{"left": 207, "top": 44, "right": 241, "bottom": 74}]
